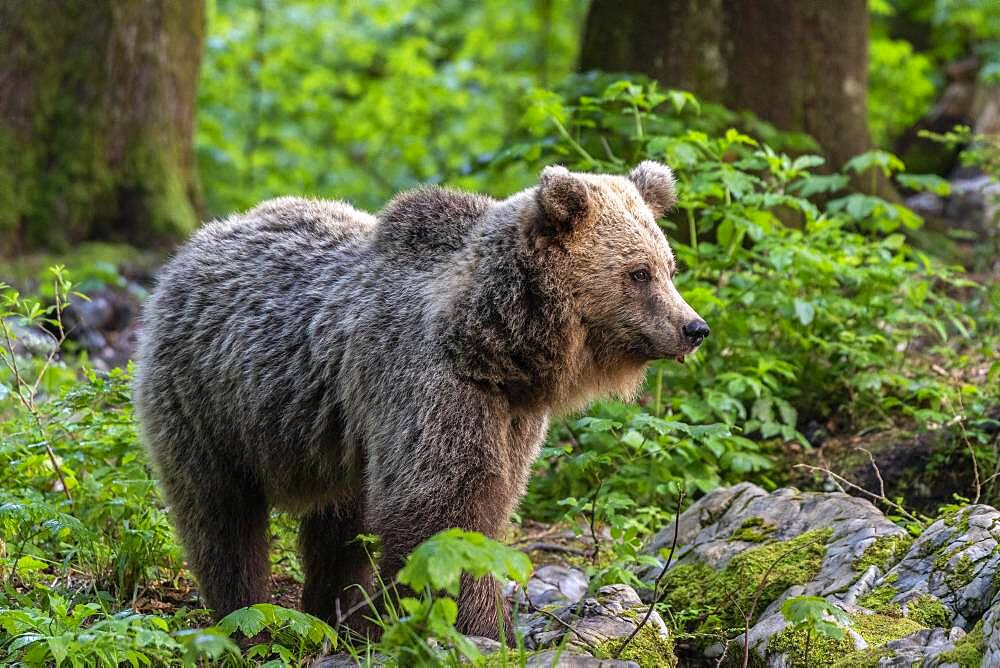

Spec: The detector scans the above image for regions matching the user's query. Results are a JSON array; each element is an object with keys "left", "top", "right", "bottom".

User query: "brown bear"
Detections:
[{"left": 133, "top": 161, "right": 709, "bottom": 640}]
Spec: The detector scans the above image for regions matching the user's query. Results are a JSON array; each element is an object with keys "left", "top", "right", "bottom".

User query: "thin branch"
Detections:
[
  {"left": 523, "top": 588, "right": 597, "bottom": 651},
  {"left": 794, "top": 463, "right": 921, "bottom": 525},
  {"left": 516, "top": 542, "right": 587, "bottom": 557},
  {"left": 614, "top": 488, "right": 686, "bottom": 658}
]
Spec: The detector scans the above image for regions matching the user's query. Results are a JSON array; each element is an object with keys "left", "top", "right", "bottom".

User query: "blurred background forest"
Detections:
[{"left": 1, "top": 1, "right": 999, "bottom": 666}]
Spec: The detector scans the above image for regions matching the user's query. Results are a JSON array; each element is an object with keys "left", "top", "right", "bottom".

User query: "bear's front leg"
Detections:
[
  {"left": 365, "top": 386, "right": 522, "bottom": 643},
  {"left": 372, "top": 490, "right": 514, "bottom": 643}
]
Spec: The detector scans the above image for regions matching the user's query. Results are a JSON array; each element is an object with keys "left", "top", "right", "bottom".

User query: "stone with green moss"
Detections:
[
  {"left": 936, "top": 620, "right": 984, "bottom": 668},
  {"left": 905, "top": 594, "right": 950, "bottom": 628},
  {"left": 853, "top": 533, "right": 913, "bottom": 573},
  {"left": 594, "top": 624, "right": 677, "bottom": 668},
  {"left": 858, "top": 583, "right": 902, "bottom": 616},
  {"left": 769, "top": 623, "right": 856, "bottom": 667},
  {"left": 730, "top": 517, "right": 777, "bottom": 543},
  {"left": 661, "top": 528, "right": 832, "bottom": 643},
  {"left": 768, "top": 611, "right": 925, "bottom": 667}
]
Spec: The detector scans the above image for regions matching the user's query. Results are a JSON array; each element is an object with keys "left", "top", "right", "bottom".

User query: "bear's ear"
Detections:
[
  {"left": 534, "top": 165, "right": 590, "bottom": 236},
  {"left": 629, "top": 161, "right": 677, "bottom": 218}
]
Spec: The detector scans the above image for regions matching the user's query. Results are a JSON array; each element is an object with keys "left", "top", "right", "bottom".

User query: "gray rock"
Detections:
[
  {"left": 644, "top": 483, "right": 907, "bottom": 617},
  {"left": 983, "top": 590, "right": 1000, "bottom": 666},
  {"left": 644, "top": 484, "right": 995, "bottom": 666},
  {"left": 2, "top": 317, "right": 58, "bottom": 358},
  {"left": 873, "top": 505, "right": 1000, "bottom": 629},
  {"left": 524, "top": 650, "right": 639, "bottom": 668},
  {"left": 885, "top": 627, "right": 965, "bottom": 668},
  {"left": 521, "top": 565, "right": 590, "bottom": 607},
  {"left": 522, "top": 584, "right": 670, "bottom": 658},
  {"left": 906, "top": 191, "right": 945, "bottom": 216},
  {"left": 944, "top": 175, "right": 1000, "bottom": 237},
  {"left": 465, "top": 635, "right": 503, "bottom": 654},
  {"left": 309, "top": 654, "right": 359, "bottom": 668}
]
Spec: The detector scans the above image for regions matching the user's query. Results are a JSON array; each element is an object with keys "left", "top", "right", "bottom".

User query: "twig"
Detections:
[
  {"left": 614, "top": 488, "right": 686, "bottom": 658},
  {"left": 794, "top": 463, "right": 921, "bottom": 525},
  {"left": 947, "top": 394, "right": 982, "bottom": 504},
  {"left": 523, "top": 588, "right": 597, "bottom": 651},
  {"left": 516, "top": 542, "right": 587, "bottom": 557}
]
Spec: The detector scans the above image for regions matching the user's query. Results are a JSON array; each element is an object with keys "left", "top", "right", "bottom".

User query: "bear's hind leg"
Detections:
[
  {"left": 170, "top": 476, "right": 271, "bottom": 618},
  {"left": 299, "top": 503, "right": 373, "bottom": 629}
]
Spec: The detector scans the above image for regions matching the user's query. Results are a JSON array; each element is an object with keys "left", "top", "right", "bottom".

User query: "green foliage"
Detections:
[
  {"left": 921, "top": 124, "right": 1000, "bottom": 178},
  {"left": 217, "top": 603, "right": 338, "bottom": 664},
  {"left": 0, "top": 593, "right": 237, "bottom": 667},
  {"left": 377, "top": 529, "right": 532, "bottom": 666},
  {"left": 398, "top": 528, "right": 532, "bottom": 597},
  {"left": 511, "top": 81, "right": 987, "bottom": 538},
  {"left": 868, "top": 38, "right": 936, "bottom": 146},
  {"left": 781, "top": 596, "right": 852, "bottom": 642},
  {"left": 197, "top": 0, "right": 587, "bottom": 216}
]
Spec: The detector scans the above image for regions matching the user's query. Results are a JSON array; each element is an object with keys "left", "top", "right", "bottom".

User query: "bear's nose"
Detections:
[{"left": 682, "top": 319, "right": 710, "bottom": 345}]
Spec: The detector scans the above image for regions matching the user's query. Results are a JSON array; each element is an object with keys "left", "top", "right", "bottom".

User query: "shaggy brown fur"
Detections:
[{"left": 133, "top": 161, "right": 707, "bottom": 640}]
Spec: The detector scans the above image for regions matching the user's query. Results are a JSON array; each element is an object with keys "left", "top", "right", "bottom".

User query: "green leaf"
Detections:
[
  {"left": 399, "top": 529, "right": 532, "bottom": 596},
  {"left": 896, "top": 173, "right": 951, "bottom": 196},
  {"left": 794, "top": 299, "right": 815, "bottom": 326}
]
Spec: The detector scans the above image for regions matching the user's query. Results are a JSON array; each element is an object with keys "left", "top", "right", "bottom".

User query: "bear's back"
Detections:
[{"left": 373, "top": 186, "right": 494, "bottom": 262}]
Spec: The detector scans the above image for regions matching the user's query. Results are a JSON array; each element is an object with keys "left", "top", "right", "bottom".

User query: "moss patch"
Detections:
[
  {"left": 853, "top": 534, "right": 913, "bottom": 572},
  {"left": 905, "top": 594, "right": 950, "bottom": 628},
  {"left": 595, "top": 624, "right": 677, "bottom": 668},
  {"left": 936, "top": 553, "right": 977, "bottom": 590},
  {"left": 858, "top": 583, "right": 901, "bottom": 616},
  {"left": 661, "top": 529, "right": 832, "bottom": 644},
  {"left": 941, "top": 507, "right": 973, "bottom": 535},
  {"left": 935, "top": 619, "right": 984, "bottom": 668},
  {"left": 850, "top": 612, "right": 924, "bottom": 646},
  {"left": 769, "top": 624, "right": 855, "bottom": 667},
  {"left": 730, "top": 517, "right": 777, "bottom": 543},
  {"left": 770, "top": 612, "right": 925, "bottom": 667}
]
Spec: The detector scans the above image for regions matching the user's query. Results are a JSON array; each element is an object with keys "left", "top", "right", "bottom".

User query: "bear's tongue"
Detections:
[{"left": 675, "top": 354, "right": 686, "bottom": 364}]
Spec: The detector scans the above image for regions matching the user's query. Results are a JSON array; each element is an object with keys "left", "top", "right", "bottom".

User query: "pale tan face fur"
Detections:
[{"left": 536, "top": 162, "right": 707, "bottom": 407}]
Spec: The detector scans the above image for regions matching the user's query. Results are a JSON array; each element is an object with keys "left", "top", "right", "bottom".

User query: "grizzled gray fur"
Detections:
[{"left": 133, "top": 161, "right": 708, "bottom": 640}]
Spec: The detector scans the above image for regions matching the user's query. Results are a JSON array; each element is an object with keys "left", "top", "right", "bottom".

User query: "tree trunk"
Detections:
[
  {"left": 579, "top": 0, "right": 877, "bottom": 179},
  {"left": 579, "top": 0, "right": 727, "bottom": 102},
  {"left": 0, "top": 0, "right": 205, "bottom": 252}
]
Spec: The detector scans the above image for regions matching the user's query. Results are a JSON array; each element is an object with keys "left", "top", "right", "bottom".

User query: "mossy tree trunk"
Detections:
[
  {"left": 0, "top": 0, "right": 205, "bottom": 252},
  {"left": 579, "top": 0, "right": 879, "bottom": 183}
]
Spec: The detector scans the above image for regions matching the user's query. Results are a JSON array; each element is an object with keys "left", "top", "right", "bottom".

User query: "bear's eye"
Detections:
[{"left": 629, "top": 268, "right": 651, "bottom": 283}]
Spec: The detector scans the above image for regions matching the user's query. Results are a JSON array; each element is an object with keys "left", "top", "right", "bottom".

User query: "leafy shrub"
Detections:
[
  {"left": 499, "top": 80, "right": 986, "bottom": 534},
  {"left": 0, "top": 593, "right": 237, "bottom": 667},
  {"left": 197, "top": 0, "right": 587, "bottom": 216},
  {"left": 868, "top": 38, "right": 936, "bottom": 147},
  {"left": 376, "top": 529, "right": 532, "bottom": 665}
]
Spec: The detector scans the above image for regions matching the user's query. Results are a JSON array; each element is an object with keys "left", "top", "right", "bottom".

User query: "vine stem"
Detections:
[
  {"left": 687, "top": 207, "right": 698, "bottom": 257},
  {"left": 613, "top": 488, "right": 686, "bottom": 658},
  {"left": 653, "top": 366, "right": 663, "bottom": 417},
  {"left": 551, "top": 116, "right": 596, "bottom": 165}
]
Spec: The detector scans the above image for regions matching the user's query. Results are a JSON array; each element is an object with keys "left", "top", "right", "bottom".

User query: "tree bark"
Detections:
[
  {"left": 579, "top": 0, "right": 876, "bottom": 178},
  {"left": 0, "top": 0, "right": 204, "bottom": 252}
]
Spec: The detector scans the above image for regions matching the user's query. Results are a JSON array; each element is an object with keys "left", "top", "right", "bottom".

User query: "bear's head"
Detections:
[{"left": 527, "top": 161, "right": 709, "bottom": 369}]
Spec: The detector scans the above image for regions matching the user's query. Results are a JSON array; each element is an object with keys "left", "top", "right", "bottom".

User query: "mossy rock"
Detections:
[
  {"left": 935, "top": 620, "right": 984, "bottom": 668},
  {"left": 661, "top": 528, "right": 832, "bottom": 643},
  {"left": 853, "top": 534, "right": 913, "bottom": 573},
  {"left": 729, "top": 517, "right": 777, "bottom": 543},
  {"left": 770, "top": 611, "right": 926, "bottom": 668},
  {"left": 594, "top": 624, "right": 677, "bottom": 668}
]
